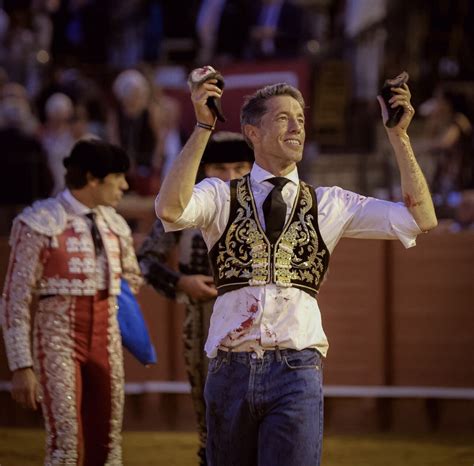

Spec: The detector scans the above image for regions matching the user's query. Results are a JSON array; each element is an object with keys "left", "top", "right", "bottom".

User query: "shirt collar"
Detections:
[
  {"left": 61, "top": 189, "right": 93, "bottom": 216},
  {"left": 250, "top": 163, "right": 299, "bottom": 186}
]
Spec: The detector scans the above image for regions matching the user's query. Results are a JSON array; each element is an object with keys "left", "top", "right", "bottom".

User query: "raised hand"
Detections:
[
  {"left": 377, "top": 84, "right": 415, "bottom": 134},
  {"left": 190, "top": 77, "right": 222, "bottom": 127}
]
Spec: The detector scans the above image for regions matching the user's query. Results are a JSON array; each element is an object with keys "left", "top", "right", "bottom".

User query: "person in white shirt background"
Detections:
[{"left": 155, "top": 69, "right": 437, "bottom": 466}]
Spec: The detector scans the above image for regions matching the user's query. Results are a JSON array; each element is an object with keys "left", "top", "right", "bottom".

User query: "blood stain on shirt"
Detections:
[
  {"left": 229, "top": 316, "right": 255, "bottom": 340},
  {"left": 264, "top": 324, "right": 277, "bottom": 344}
]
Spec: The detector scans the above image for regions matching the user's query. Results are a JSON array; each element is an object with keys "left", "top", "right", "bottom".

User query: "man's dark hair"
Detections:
[
  {"left": 64, "top": 139, "right": 130, "bottom": 189},
  {"left": 240, "top": 83, "right": 305, "bottom": 148}
]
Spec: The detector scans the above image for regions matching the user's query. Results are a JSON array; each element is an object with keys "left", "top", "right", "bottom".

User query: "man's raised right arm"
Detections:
[{"left": 155, "top": 79, "right": 222, "bottom": 223}]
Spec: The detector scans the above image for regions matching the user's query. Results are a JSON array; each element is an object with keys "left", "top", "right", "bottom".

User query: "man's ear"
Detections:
[
  {"left": 86, "top": 172, "right": 99, "bottom": 187},
  {"left": 243, "top": 124, "right": 259, "bottom": 147}
]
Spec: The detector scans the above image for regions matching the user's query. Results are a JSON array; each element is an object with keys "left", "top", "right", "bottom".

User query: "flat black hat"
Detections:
[
  {"left": 201, "top": 132, "right": 254, "bottom": 165},
  {"left": 63, "top": 139, "right": 130, "bottom": 178}
]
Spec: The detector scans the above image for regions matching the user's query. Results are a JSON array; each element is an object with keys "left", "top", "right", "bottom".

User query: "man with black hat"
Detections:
[
  {"left": 1, "top": 138, "right": 142, "bottom": 465},
  {"left": 138, "top": 131, "right": 253, "bottom": 466}
]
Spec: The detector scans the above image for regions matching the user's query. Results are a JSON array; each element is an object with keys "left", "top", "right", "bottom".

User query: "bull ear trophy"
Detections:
[
  {"left": 380, "top": 71, "right": 410, "bottom": 127},
  {"left": 188, "top": 66, "right": 227, "bottom": 122}
]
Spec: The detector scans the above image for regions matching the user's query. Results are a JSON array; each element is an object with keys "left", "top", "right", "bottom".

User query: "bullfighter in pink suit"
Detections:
[{"left": 1, "top": 139, "right": 142, "bottom": 465}]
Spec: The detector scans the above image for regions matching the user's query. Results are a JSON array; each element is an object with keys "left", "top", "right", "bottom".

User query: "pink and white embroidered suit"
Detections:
[{"left": 1, "top": 193, "right": 142, "bottom": 465}]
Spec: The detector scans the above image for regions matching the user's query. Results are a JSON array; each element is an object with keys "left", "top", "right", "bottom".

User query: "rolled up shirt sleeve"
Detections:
[
  {"left": 387, "top": 201, "right": 423, "bottom": 248},
  {"left": 157, "top": 178, "right": 230, "bottom": 247},
  {"left": 330, "top": 187, "right": 422, "bottom": 248}
]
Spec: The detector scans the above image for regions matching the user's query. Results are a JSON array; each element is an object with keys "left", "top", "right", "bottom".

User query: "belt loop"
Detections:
[{"left": 275, "top": 346, "right": 282, "bottom": 362}]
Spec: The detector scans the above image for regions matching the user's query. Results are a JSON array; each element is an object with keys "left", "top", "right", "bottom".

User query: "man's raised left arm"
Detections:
[{"left": 377, "top": 85, "right": 438, "bottom": 232}]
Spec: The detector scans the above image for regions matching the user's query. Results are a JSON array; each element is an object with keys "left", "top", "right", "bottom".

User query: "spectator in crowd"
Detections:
[
  {"left": 161, "top": 1, "right": 201, "bottom": 63},
  {"left": 108, "top": 68, "right": 161, "bottom": 195},
  {"left": 152, "top": 80, "right": 183, "bottom": 180},
  {"left": 35, "top": 66, "right": 108, "bottom": 139},
  {"left": 0, "top": 1, "right": 55, "bottom": 95},
  {"left": 419, "top": 85, "right": 473, "bottom": 200},
  {"left": 108, "top": 0, "right": 148, "bottom": 68},
  {"left": 70, "top": 101, "right": 97, "bottom": 141},
  {"left": 0, "top": 81, "right": 37, "bottom": 132},
  {"left": 452, "top": 189, "right": 474, "bottom": 231},
  {"left": 40, "top": 91, "right": 76, "bottom": 194},
  {"left": 248, "top": 0, "right": 309, "bottom": 59},
  {"left": 0, "top": 81, "right": 53, "bottom": 233},
  {"left": 0, "top": 2, "right": 35, "bottom": 86},
  {"left": 196, "top": 0, "right": 253, "bottom": 65},
  {"left": 50, "top": 0, "right": 109, "bottom": 66},
  {"left": 433, "top": 189, "right": 474, "bottom": 233}
]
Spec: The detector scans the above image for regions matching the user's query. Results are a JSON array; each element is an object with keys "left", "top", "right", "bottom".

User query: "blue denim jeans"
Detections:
[{"left": 204, "top": 348, "right": 323, "bottom": 466}]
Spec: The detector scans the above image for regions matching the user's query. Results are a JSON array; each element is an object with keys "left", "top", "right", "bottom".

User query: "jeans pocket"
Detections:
[
  {"left": 207, "top": 356, "right": 226, "bottom": 375},
  {"left": 283, "top": 351, "right": 321, "bottom": 370}
]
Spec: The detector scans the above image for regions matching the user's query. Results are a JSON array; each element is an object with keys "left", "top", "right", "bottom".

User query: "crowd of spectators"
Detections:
[
  {"left": 0, "top": 0, "right": 473, "bottom": 234},
  {"left": 0, "top": 0, "right": 320, "bottom": 231},
  {"left": 0, "top": 1, "right": 321, "bottom": 78}
]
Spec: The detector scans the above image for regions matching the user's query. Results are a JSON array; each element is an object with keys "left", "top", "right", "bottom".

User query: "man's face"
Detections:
[
  {"left": 204, "top": 161, "right": 253, "bottom": 182},
  {"left": 91, "top": 173, "right": 129, "bottom": 207},
  {"left": 249, "top": 95, "right": 305, "bottom": 170}
]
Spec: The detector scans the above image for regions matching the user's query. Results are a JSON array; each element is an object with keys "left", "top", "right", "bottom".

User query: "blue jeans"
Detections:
[{"left": 204, "top": 348, "right": 323, "bottom": 466}]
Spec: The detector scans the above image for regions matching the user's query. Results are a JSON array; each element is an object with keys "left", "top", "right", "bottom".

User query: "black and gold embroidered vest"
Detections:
[{"left": 209, "top": 174, "right": 330, "bottom": 297}]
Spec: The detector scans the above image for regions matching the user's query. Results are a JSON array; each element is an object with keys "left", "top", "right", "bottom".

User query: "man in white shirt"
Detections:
[{"left": 155, "top": 73, "right": 437, "bottom": 466}]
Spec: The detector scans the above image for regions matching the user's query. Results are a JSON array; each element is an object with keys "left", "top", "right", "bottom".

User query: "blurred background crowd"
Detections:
[{"left": 0, "top": 0, "right": 473, "bottom": 235}]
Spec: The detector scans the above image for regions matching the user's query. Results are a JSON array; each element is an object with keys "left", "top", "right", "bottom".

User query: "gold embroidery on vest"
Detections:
[
  {"left": 213, "top": 177, "right": 328, "bottom": 294},
  {"left": 216, "top": 177, "right": 270, "bottom": 285},
  {"left": 274, "top": 183, "right": 327, "bottom": 287}
]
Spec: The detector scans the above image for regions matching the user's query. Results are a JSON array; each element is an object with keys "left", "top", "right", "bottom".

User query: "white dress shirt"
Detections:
[{"left": 158, "top": 164, "right": 421, "bottom": 358}]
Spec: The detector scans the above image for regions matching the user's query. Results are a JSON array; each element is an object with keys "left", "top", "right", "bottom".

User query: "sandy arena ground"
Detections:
[{"left": 0, "top": 428, "right": 473, "bottom": 465}]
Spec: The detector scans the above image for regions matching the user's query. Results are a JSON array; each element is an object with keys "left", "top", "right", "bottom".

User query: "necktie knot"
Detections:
[{"left": 267, "top": 177, "right": 289, "bottom": 190}]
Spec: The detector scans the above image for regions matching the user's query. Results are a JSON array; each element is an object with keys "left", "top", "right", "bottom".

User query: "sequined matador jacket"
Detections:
[{"left": 1, "top": 192, "right": 142, "bottom": 371}]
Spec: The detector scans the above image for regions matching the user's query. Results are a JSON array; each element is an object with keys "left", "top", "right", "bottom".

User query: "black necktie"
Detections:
[
  {"left": 262, "top": 177, "right": 289, "bottom": 243},
  {"left": 85, "top": 212, "right": 104, "bottom": 253}
]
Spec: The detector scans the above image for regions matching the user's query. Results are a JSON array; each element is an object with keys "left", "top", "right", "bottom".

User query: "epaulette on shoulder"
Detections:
[
  {"left": 16, "top": 198, "right": 67, "bottom": 237},
  {"left": 98, "top": 206, "right": 131, "bottom": 237}
]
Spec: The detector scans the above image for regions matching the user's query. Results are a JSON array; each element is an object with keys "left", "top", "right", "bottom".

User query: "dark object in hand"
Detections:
[
  {"left": 380, "top": 71, "right": 409, "bottom": 127},
  {"left": 188, "top": 66, "right": 226, "bottom": 122}
]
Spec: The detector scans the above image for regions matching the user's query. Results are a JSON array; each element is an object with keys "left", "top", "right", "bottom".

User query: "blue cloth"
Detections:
[
  {"left": 204, "top": 348, "right": 323, "bottom": 466},
  {"left": 117, "top": 279, "right": 157, "bottom": 365}
]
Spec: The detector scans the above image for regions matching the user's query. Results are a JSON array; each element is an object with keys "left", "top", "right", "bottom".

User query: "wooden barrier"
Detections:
[{"left": 0, "top": 233, "right": 473, "bottom": 432}]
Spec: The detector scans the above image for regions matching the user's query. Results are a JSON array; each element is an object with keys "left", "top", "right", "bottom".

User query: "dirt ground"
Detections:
[{"left": 0, "top": 428, "right": 473, "bottom": 465}]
